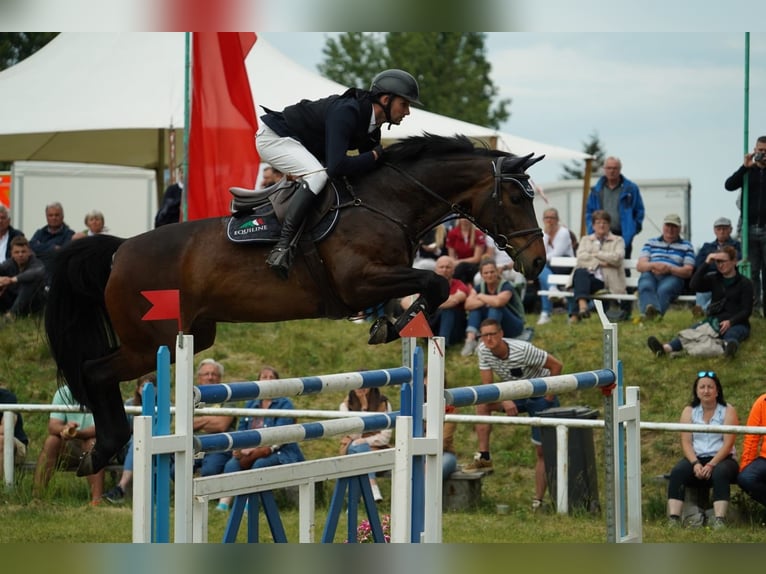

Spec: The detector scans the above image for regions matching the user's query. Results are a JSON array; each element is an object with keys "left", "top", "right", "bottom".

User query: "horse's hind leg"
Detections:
[{"left": 76, "top": 380, "right": 129, "bottom": 476}]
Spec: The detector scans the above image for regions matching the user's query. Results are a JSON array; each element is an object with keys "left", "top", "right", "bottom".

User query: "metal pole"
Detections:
[{"left": 741, "top": 32, "right": 751, "bottom": 278}]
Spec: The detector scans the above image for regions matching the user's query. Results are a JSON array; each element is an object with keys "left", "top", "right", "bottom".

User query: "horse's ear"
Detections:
[
  {"left": 522, "top": 154, "right": 545, "bottom": 171},
  {"left": 502, "top": 153, "right": 534, "bottom": 174}
]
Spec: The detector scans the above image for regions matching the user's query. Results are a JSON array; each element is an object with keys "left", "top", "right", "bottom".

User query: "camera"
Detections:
[{"left": 755, "top": 152, "right": 765, "bottom": 162}]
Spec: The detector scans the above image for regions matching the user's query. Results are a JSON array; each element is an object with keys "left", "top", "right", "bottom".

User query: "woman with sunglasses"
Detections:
[{"left": 666, "top": 371, "right": 739, "bottom": 529}]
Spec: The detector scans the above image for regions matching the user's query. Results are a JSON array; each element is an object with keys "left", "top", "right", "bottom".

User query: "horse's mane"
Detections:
[{"left": 383, "top": 133, "right": 505, "bottom": 165}]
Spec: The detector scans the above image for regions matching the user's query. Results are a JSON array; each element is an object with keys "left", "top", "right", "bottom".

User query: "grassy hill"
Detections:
[{"left": 1, "top": 305, "right": 765, "bottom": 542}]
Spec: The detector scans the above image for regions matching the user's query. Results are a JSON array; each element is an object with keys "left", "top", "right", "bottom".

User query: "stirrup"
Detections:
[{"left": 266, "top": 246, "right": 293, "bottom": 279}]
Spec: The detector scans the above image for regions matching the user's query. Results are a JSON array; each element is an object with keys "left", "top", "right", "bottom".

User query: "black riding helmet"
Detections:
[{"left": 370, "top": 69, "right": 422, "bottom": 128}]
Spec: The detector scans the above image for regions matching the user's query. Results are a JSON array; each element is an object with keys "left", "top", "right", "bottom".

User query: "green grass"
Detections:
[{"left": 1, "top": 305, "right": 765, "bottom": 543}]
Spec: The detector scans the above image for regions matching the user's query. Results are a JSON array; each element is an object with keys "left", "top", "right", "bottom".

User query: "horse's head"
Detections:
[{"left": 470, "top": 153, "right": 546, "bottom": 279}]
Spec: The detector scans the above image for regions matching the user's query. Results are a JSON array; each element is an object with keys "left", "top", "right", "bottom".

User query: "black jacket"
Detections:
[
  {"left": 2, "top": 226, "right": 24, "bottom": 261},
  {"left": 690, "top": 264, "right": 753, "bottom": 328},
  {"left": 725, "top": 164, "right": 766, "bottom": 227}
]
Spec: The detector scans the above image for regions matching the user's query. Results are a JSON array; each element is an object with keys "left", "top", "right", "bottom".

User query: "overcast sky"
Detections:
[{"left": 260, "top": 32, "right": 766, "bottom": 247}]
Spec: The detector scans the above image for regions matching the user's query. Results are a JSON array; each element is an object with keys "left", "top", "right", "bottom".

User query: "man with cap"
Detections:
[
  {"left": 635, "top": 213, "right": 695, "bottom": 320},
  {"left": 692, "top": 217, "right": 742, "bottom": 315}
]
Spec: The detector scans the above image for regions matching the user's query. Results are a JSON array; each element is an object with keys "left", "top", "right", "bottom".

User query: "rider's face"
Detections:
[{"left": 386, "top": 96, "right": 411, "bottom": 125}]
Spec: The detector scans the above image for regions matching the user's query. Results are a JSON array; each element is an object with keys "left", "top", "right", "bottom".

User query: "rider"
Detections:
[{"left": 256, "top": 69, "right": 422, "bottom": 279}]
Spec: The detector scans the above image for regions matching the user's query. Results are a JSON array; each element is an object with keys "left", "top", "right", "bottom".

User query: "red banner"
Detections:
[
  {"left": 141, "top": 290, "right": 181, "bottom": 330},
  {"left": 187, "top": 33, "right": 259, "bottom": 220}
]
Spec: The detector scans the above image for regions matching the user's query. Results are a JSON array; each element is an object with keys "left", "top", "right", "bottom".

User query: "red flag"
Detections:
[
  {"left": 187, "top": 33, "right": 259, "bottom": 220},
  {"left": 141, "top": 290, "right": 182, "bottom": 330},
  {"left": 399, "top": 311, "right": 434, "bottom": 338}
]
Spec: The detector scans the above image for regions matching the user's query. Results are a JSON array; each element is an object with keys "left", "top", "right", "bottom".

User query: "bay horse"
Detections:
[{"left": 44, "top": 134, "right": 546, "bottom": 476}]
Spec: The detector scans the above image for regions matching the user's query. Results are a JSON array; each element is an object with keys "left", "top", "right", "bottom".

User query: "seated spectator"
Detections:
[
  {"left": 692, "top": 217, "right": 741, "bottom": 316},
  {"left": 192, "top": 358, "right": 235, "bottom": 476},
  {"left": 0, "top": 204, "right": 24, "bottom": 264},
  {"left": 260, "top": 165, "right": 284, "bottom": 188},
  {"left": 413, "top": 224, "right": 446, "bottom": 271},
  {"left": 216, "top": 366, "right": 305, "bottom": 512},
  {"left": 339, "top": 386, "right": 393, "bottom": 502},
  {"left": 155, "top": 169, "right": 183, "bottom": 228},
  {"left": 461, "top": 258, "right": 525, "bottom": 356},
  {"left": 29, "top": 202, "right": 75, "bottom": 276},
  {"left": 474, "top": 235, "right": 526, "bottom": 292},
  {"left": 537, "top": 207, "right": 575, "bottom": 325},
  {"left": 737, "top": 392, "right": 766, "bottom": 512},
  {"left": 647, "top": 246, "right": 753, "bottom": 358},
  {"left": 565, "top": 210, "right": 626, "bottom": 324},
  {"left": 33, "top": 385, "right": 105, "bottom": 506},
  {"left": 636, "top": 213, "right": 695, "bottom": 320},
  {"left": 446, "top": 218, "right": 486, "bottom": 286},
  {"left": 401, "top": 255, "right": 469, "bottom": 346},
  {"left": 0, "top": 384, "right": 29, "bottom": 481},
  {"left": 72, "top": 209, "right": 108, "bottom": 240},
  {"left": 0, "top": 236, "right": 47, "bottom": 319},
  {"left": 103, "top": 373, "right": 156, "bottom": 504},
  {"left": 666, "top": 372, "right": 738, "bottom": 529}
]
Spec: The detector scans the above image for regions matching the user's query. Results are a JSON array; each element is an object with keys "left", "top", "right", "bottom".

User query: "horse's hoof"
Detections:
[
  {"left": 368, "top": 318, "right": 392, "bottom": 345},
  {"left": 76, "top": 449, "right": 110, "bottom": 477}
]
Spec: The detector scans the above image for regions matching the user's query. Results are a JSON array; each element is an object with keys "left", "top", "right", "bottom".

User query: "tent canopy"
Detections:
[{"left": 0, "top": 33, "right": 591, "bottom": 170}]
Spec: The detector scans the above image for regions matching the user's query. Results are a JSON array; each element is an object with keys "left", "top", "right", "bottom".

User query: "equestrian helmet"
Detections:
[{"left": 370, "top": 69, "right": 422, "bottom": 106}]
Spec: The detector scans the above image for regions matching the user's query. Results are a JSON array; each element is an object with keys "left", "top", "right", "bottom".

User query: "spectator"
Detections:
[
  {"left": 401, "top": 255, "right": 469, "bottom": 347},
  {"left": 725, "top": 135, "right": 766, "bottom": 315},
  {"left": 33, "top": 385, "right": 105, "bottom": 506},
  {"left": 257, "top": 69, "right": 420, "bottom": 279},
  {"left": 446, "top": 217, "right": 486, "bottom": 286},
  {"left": 666, "top": 371, "right": 738, "bottom": 529},
  {"left": 0, "top": 384, "right": 29, "bottom": 481},
  {"left": 636, "top": 213, "right": 695, "bottom": 320},
  {"left": 565, "top": 210, "right": 626, "bottom": 324},
  {"left": 537, "top": 207, "right": 575, "bottom": 325},
  {"left": 0, "top": 204, "right": 24, "bottom": 263},
  {"left": 462, "top": 318, "right": 562, "bottom": 511},
  {"left": 460, "top": 258, "right": 525, "bottom": 356},
  {"left": 647, "top": 245, "right": 752, "bottom": 358},
  {"left": 103, "top": 373, "right": 156, "bottom": 504},
  {"left": 412, "top": 224, "right": 446, "bottom": 271},
  {"left": 0, "top": 235, "right": 46, "bottom": 320},
  {"left": 72, "top": 209, "right": 108, "bottom": 240},
  {"left": 480, "top": 234, "right": 526, "bottom": 289},
  {"left": 155, "top": 169, "right": 183, "bottom": 228},
  {"left": 338, "top": 386, "right": 393, "bottom": 502},
  {"left": 737, "top": 392, "right": 766, "bottom": 512},
  {"left": 216, "top": 366, "right": 305, "bottom": 512},
  {"left": 191, "top": 358, "right": 235, "bottom": 476},
  {"left": 585, "top": 157, "right": 645, "bottom": 320},
  {"left": 259, "top": 165, "right": 284, "bottom": 188},
  {"left": 28, "top": 202, "right": 75, "bottom": 276},
  {"left": 693, "top": 217, "right": 742, "bottom": 318}
]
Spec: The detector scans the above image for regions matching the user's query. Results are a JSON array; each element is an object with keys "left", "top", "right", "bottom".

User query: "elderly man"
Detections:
[
  {"left": 636, "top": 213, "right": 695, "bottom": 320},
  {"left": 29, "top": 202, "right": 74, "bottom": 282},
  {"left": 692, "top": 217, "right": 742, "bottom": 316},
  {"left": 0, "top": 205, "right": 24, "bottom": 263}
]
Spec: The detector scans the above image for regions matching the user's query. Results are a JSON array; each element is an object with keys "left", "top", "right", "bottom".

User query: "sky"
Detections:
[{"left": 260, "top": 32, "right": 766, "bottom": 248}]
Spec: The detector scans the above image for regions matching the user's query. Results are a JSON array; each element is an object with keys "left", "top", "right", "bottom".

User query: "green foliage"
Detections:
[
  {"left": 319, "top": 32, "right": 510, "bottom": 129},
  {"left": 561, "top": 130, "right": 608, "bottom": 180},
  {"left": 0, "top": 33, "right": 58, "bottom": 71}
]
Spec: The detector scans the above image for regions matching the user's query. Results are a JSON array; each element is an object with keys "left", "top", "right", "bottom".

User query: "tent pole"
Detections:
[{"left": 580, "top": 157, "right": 593, "bottom": 237}]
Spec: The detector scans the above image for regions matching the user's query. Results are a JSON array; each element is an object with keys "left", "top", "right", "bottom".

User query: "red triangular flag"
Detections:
[
  {"left": 141, "top": 290, "right": 181, "bottom": 330},
  {"left": 399, "top": 311, "right": 434, "bottom": 338}
]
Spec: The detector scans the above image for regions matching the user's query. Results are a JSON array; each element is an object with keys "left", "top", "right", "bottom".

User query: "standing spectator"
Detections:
[
  {"left": 0, "top": 205, "right": 24, "bottom": 263},
  {"left": 33, "top": 385, "right": 105, "bottom": 506},
  {"left": 216, "top": 366, "right": 305, "bottom": 512},
  {"left": 72, "top": 209, "right": 108, "bottom": 240},
  {"left": 446, "top": 217, "right": 486, "bottom": 286},
  {"left": 192, "top": 358, "right": 235, "bottom": 476},
  {"left": 647, "top": 245, "right": 753, "bottom": 358},
  {"left": 737, "top": 393, "right": 766, "bottom": 512},
  {"left": 585, "top": 156, "right": 645, "bottom": 320},
  {"left": 0, "top": 236, "right": 47, "bottom": 319},
  {"left": 725, "top": 135, "right": 766, "bottom": 315},
  {"left": 461, "top": 258, "right": 525, "bottom": 356},
  {"left": 636, "top": 213, "right": 695, "bottom": 320},
  {"left": 462, "top": 318, "right": 561, "bottom": 511},
  {"left": 536, "top": 207, "right": 575, "bottom": 325},
  {"left": 692, "top": 217, "right": 741, "bottom": 316},
  {"left": 155, "top": 169, "right": 183, "bottom": 228},
  {"left": 565, "top": 210, "right": 626, "bottom": 324},
  {"left": 665, "top": 372, "right": 738, "bottom": 529},
  {"left": 0, "top": 384, "right": 29, "bottom": 481},
  {"left": 29, "top": 202, "right": 74, "bottom": 277},
  {"left": 338, "top": 386, "right": 393, "bottom": 502}
]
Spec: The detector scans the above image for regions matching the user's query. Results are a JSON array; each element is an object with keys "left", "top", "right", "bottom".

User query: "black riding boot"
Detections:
[{"left": 266, "top": 181, "right": 315, "bottom": 279}]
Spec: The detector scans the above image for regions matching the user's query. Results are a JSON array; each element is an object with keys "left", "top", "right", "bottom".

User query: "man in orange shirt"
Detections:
[{"left": 737, "top": 393, "right": 766, "bottom": 509}]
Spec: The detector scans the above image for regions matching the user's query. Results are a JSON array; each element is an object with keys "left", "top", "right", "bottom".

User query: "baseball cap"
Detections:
[
  {"left": 663, "top": 213, "right": 682, "bottom": 227},
  {"left": 713, "top": 217, "right": 732, "bottom": 227}
]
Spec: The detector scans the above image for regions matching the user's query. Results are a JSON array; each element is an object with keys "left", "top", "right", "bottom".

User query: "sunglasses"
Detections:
[{"left": 697, "top": 370, "right": 717, "bottom": 379}]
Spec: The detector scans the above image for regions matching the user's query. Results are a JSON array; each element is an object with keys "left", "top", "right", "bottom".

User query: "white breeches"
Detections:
[{"left": 255, "top": 123, "right": 328, "bottom": 194}]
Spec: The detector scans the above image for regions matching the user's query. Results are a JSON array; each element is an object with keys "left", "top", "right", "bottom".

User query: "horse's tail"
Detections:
[{"left": 44, "top": 234, "right": 125, "bottom": 407}]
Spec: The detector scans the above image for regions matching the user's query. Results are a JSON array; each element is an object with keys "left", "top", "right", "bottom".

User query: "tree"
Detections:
[
  {"left": 0, "top": 33, "right": 58, "bottom": 71},
  {"left": 318, "top": 32, "right": 510, "bottom": 129},
  {"left": 561, "top": 131, "right": 607, "bottom": 180}
]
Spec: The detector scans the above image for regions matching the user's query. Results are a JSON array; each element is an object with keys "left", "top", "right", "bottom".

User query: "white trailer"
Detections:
[{"left": 10, "top": 161, "right": 157, "bottom": 239}]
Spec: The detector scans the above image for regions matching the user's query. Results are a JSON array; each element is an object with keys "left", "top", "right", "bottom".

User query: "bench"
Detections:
[
  {"left": 442, "top": 470, "right": 486, "bottom": 511},
  {"left": 537, "top": 257, "right": 697, "bottom": 304}
]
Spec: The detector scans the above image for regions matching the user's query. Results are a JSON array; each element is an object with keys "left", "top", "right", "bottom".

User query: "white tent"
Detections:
[{"left": 0, "top": 33, "right": 590, "bottom": 174}]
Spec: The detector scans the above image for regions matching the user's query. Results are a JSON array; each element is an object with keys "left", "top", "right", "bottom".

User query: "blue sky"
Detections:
[{"left": 260, "top": 32, "right": 766, "bottom": 247}]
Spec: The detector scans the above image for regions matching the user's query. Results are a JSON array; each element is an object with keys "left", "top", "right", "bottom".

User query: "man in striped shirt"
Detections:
[
  {"left": 462, "top": 318, "right": 563, "bottom": 511},
  {"left": 636, "top": 213, "right": 695, "bottom": 320}
]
